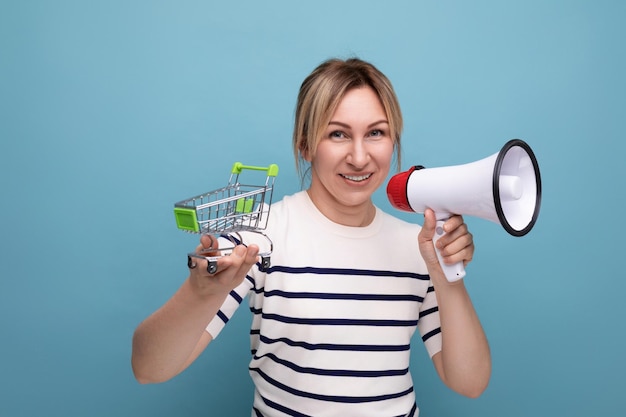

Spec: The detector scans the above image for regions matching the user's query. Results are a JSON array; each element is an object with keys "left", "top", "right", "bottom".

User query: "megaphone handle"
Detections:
[{"left": 433, "top": 219, "right": 466, "bottom": 282}]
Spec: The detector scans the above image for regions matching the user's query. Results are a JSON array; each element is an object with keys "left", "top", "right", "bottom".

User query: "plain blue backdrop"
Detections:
[{"left": 1, "top": 1, "right": 624, "bottom": 416}]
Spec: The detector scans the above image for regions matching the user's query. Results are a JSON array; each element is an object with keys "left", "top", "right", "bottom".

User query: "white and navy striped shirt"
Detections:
[{"left": 207, "top": 191, "right": 442, "bottom": 417}]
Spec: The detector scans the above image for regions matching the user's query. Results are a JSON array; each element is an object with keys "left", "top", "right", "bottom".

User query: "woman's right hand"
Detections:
[
  {"left": 132, "top": 234, "right": 259, "bottom": 384},
  {"left": 187, "top": 234, "right": 259, "bottom": 297}
]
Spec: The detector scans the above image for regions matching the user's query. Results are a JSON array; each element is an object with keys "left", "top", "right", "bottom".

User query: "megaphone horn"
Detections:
[{"left": 386, "top": 139, "right": 541, "bottom": 282}]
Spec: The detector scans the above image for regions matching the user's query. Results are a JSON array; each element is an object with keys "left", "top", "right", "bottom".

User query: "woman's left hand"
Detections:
[
  {"left": 419, "top": 208, "right": 491, "bottom": 397},
  {"left": 418, "top": 208, "right": 475, "bottom": 274}
]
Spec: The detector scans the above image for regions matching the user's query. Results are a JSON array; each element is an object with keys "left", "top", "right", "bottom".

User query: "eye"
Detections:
[
  {"left": 367, "top": 129, "right": 387, "bottom": 140},
  {"left": 329, "top": 130, "right": 347, "bottom": 139}
]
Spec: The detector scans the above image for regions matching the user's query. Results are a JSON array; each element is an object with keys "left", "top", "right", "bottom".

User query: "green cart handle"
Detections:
[{"left": 231, "top": 162, "right": 279, "bottom": 177}]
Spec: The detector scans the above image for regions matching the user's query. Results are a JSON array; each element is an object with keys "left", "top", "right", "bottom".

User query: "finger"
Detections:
[
  {"left": 200, "top": 234, "right": 216, "bottom": 248},
  {"left": 209, "top": 243, "right": 259, "bottom": 275},
  {"left": 437, "top": 217, "right": 468, "bottom": 248},
  {"left": 439, "top": 230, "right": 474, "bottom": 263},
  {"left": 199, "top": 234, "right": 220, "bottom": 255},
  {"left": 187, "top": 242, "right": 259, "bottom": 296},
  {"left": 444, "top": 241, "right": 474, "bottom": 267},
  {"left": 419, "top": 208, "right": 437, "bottom": 241},
  {"left": 192, "top": 235, "right": 221, "bottom": 264},
  {"left": 236, "top": 244, "right": 260, "bottom": 275},
  {"left": 443, "top": 214, "right": 464, "bottom": 234},
  {"left": 187, "top": 235, "right": 220, "bottom": 274},
  {"left": 418, "top": 209, "right": 440, "bottom": 266}
]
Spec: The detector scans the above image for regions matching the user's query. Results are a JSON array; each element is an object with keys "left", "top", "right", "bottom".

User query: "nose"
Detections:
[{"left": 346, "top": 139, "right": 369, "bottom": 168}]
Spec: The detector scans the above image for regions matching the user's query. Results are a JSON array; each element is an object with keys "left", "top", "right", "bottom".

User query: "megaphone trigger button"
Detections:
[{"left": 436, "top": 226, "right": 445, "bottom": 236}]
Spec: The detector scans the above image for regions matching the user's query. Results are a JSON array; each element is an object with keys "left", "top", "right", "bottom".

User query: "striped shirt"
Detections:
[{"left": 207, "top": 191, "right": 442, "bottom": 417}]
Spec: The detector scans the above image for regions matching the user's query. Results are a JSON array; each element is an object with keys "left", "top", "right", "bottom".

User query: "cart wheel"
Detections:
[
  {"left": 207, "top": 260, "right": 218, "bottom": 274},
  {"left": 260, "top": 256, "right": 271, "bottom": 272},
  {"left": 187, "top": 256, "right": 197, "bottom": 269}
]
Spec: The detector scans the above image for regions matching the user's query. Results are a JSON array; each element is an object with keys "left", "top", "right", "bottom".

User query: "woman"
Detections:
[{"left": 132, "top": 58, "right": 491, "bottom": 416}]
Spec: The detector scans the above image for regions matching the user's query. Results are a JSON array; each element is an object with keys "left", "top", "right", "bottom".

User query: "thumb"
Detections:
[
  {"left": 200, "top": 234, "right": 217, "bottom": 249},
  {"left": 418, "top": 209, "right": 440, "bottom": 268},
  {"left": 196, "top": 234, "right": 220, "bottom": 257},
  {"left": 419, "top": 208, "right": 436, "bottom": 243}
]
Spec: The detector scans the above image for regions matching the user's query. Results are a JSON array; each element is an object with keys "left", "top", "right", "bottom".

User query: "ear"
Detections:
[{"left": 299, "top": 140, "right": 312, "bottom": 162}]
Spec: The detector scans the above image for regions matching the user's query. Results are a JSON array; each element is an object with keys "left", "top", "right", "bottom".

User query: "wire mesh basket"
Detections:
[{"left": 173, "top": 162, "right": 279, "bottom": 273}]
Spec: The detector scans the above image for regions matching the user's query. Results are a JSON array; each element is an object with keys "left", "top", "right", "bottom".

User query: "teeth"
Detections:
[{"left": 342, "top": 173, "right": 372, "bottom": 182}]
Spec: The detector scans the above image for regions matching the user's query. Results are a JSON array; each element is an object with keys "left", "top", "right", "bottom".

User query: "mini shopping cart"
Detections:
[{"left": 173, "top": 162, "right": 279, "bottom": 273}]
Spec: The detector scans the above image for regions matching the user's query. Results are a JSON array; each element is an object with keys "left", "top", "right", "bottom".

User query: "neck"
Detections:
[{"left": 306, "top": 189, "right": 376, "bottom": 227}]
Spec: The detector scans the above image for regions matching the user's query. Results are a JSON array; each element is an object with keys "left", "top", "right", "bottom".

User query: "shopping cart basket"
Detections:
[{"left": 174, "top": 162, "right": 279, "bottom": 273}]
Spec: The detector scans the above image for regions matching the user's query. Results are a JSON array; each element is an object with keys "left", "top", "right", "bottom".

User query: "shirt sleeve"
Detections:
[
  {"left": 417, "top": 283, "right": 442, "bottom": 358},
  {"left": 204, "top": 264, "right": 254, "bottom": 339}
]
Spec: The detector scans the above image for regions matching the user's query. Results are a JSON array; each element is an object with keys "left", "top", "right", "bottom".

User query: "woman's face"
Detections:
[{"left": 305, "top": 86, "right": 394, "bottom": 226}]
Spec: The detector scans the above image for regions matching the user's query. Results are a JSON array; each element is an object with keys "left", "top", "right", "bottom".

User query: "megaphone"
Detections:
[{"left": 386, "top": 139, "right": 541, "bottom": 282}]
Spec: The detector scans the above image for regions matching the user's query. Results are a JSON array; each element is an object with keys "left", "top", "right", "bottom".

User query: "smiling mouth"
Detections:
[{"left": 340, "top": 173, "right": 372, "bottom": 182}]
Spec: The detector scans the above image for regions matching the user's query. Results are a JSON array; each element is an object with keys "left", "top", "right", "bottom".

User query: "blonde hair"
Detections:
[{"left": 293, "top": 58, "right": 403, "bottom": 180}]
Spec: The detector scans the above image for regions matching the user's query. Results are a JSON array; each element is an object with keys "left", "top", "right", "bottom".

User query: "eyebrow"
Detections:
[{"left": 328, "top": 120, "right": 389, "bottom": 129}]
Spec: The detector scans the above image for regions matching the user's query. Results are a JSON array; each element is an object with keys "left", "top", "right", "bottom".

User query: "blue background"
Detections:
[{"left": 1, "top": 1, "right": 624, "bottom": 416}]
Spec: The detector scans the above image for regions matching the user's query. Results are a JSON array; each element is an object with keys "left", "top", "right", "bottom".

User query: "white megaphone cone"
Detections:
[{"left": 386, "top": 139, "right": 541, "bottom": 282}]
